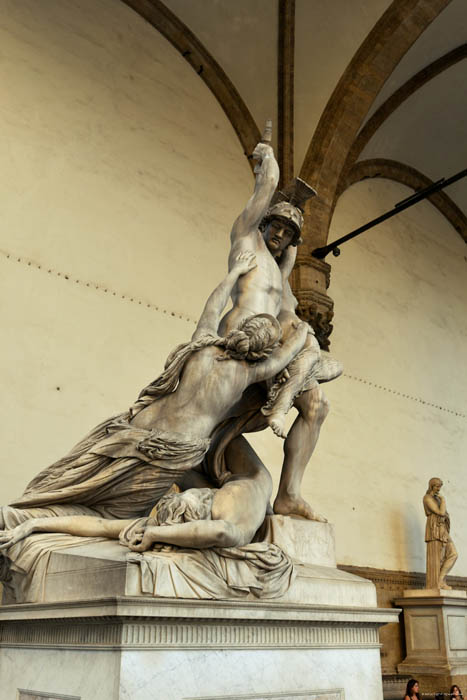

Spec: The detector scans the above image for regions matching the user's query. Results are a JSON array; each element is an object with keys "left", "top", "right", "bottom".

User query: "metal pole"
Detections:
[{"left": 312, "top": 167, "right": 467, "bottom": 260}]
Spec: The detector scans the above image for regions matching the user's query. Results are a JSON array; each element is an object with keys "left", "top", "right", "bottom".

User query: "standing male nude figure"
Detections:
[{"left": 217, "top": 131, "right": 335, "bottom": 521}]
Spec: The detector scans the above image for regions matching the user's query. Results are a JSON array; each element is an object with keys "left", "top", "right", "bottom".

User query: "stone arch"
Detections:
[
  {"left": 121, "top": 0, "right": 260, "bottom": 165},
  {"left": 342, "top": 44, "right": 467, "bottom": 182},
  {"left": 298, "top": 0, "right": 452, "bottom": 249},
  {"left": 340, "top": 158, "right": 467, "bottom": 242}
]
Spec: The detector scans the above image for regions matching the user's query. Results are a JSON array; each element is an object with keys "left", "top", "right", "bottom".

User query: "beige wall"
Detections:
[
  {"left": 312, "top": 179, "right": 467, "bottom": 571},
  {"left": 247, "top": 178, "right": 467, "bottom": 574},
  {"left": 0, "top": 0, "right": 250, "bottom": 494},
  {"left": 2, "top": 1, "right": 466, "bottom": 576}
]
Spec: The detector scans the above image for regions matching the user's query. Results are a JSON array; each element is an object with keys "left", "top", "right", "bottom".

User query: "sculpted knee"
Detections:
[{"left": 298, "top": 388, "right": 329, "bottom": 424}]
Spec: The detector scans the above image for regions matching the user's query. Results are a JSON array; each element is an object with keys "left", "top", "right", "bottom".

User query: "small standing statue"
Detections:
[{"left": 423, "top": 477, "right": 458, "bottom": 590}]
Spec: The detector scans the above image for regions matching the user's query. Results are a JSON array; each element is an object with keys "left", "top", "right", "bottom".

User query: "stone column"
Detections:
[
  {"left": 290, "top": 196, "right": 336, "bottom": 350},
  {"left": 290, "top": 250, "right": 334, "bottom": 351}
]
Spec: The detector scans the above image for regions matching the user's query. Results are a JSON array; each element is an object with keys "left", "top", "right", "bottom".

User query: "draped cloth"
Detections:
[
  {"left": 0, "top": 504, "right": 107, "bottom": 603},
  {"left": 118, "top": 488, "right": 294, "bottom": 601},
  {"left": 1, "top": 496, "right": 294, "bottom": 603},
  {"left": 125, "top": 543, "right": 294, "bottom": 600},
  {"left": 10, "top": 416, "right": 210, "bottom": 520}
]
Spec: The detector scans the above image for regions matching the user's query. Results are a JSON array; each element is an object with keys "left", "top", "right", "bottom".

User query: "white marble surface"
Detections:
[
  {"left": 0, "top": 644, "right": 384, "bottom": 700},
  {"left": 31, "top": 516, "right": 376, "bottom": 607},
  {"left": 261, "top": 516, "right": 336, "bottom": 567}
]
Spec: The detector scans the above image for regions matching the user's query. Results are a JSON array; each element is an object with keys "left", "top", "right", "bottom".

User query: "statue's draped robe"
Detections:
[
  {"left": 10, "top": 415, "right": 210, "bottom": 519},
  {"left": 424, "top": 495, "right": 457, "bottom": 589}
]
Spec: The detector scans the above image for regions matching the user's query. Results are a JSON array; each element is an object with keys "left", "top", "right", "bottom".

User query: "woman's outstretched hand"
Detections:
[
  {"left": 0, "top": 521, "right": 35, "bottom": 550},
  {"left": 232, "top": 251, "right": 257, "bottom": 276}
]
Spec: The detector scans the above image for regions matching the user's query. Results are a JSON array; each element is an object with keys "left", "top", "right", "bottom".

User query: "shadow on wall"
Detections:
[{"left": 390, "top": 506, "right": 424, "bottom": 575}]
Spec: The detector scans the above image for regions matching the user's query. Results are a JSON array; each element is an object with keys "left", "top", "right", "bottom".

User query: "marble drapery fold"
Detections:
[{"left": 10, "top": 416, "right": 210, "bottom": 520}]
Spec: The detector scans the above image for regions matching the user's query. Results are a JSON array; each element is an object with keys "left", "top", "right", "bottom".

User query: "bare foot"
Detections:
[
  {"left": 268, "top": 414, "right": 287, "bottom": 439},
  {"left": 439, "top": 582, "right": 452, "bottom": 590},
  {"left": 273, "top": 494, "right": 327, "bottom": 522}
]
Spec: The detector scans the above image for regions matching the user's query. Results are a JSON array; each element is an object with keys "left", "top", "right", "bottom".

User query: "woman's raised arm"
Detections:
[{"left": 192, "top": 252, "right": 256, "bottom": 340}]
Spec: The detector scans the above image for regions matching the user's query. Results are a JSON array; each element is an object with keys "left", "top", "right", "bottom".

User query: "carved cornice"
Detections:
[
  {"left": 338, "top": 564, "right": 467, "bottom": 594},
  {"left": 294, "top": 289, "right": 334, "bottom": 351},
  {"left": 185, "top": 692, "right": 344, "bottom": 700},
  {"left": 19, "top": 692, "right": 80, "bottom": 700},
  {"left": 0, "top": 618, "right": 381, "bottom": 651}
]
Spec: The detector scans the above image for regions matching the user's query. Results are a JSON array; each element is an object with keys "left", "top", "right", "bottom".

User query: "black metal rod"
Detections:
[{"left": 312, "top": 167, "right": 467, "bottom": 260}]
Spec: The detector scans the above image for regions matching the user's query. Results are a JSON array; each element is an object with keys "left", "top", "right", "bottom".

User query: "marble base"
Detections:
[
  {"left": 0, "top": 517, "right": 398, "bottom": 699},
  {"left": 395, "top": 593, "right": 467, "bottom": 676},
  {"left": 0, "top": 596, "right": 398, "bottom": 700}
]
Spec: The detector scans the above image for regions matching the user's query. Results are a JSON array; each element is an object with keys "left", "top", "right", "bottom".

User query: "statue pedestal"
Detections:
[
  {"left": 395, "top": 591, "right": 467, "bottom": 689},
  {"left": 0, "top": 517, "right": 398, "bottom": 700}
]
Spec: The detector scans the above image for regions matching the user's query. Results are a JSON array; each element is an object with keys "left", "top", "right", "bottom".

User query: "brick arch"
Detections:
[
  {"left": 341, "top": 158, "right": 467, "bottom": 242},
  {"left": 121, "top": 0, "right": 260, "bottom": 166},
  {"left": 298, "top": 0, "right": 452, "bottom": 250}
]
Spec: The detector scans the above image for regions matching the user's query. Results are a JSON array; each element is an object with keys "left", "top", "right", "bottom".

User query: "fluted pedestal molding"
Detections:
[
  {"left": 0, "top": 518, "right": 399, "bottom": 699},
  {"left": 0, "top": 596, "right": 398, "bottom": 700}
]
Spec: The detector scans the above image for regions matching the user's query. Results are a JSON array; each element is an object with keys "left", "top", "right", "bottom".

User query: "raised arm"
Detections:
[
  {"left": 230, "top": 141, "right": 279, "bottom": 247},
  {"left": 250, "top": 322, "right": 308, "bottom": 384},
  {"left": 192, "top": 252, "right": 257, "bottom": 340}
]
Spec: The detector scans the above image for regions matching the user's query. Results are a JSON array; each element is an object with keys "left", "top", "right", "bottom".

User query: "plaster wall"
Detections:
[
  {"left": 294, "top": 0, "right": 391, "bottom": 171},
  {"left": 162, "top": 0, "right": 277, "bottom": 141},
  {"left": 317, "top": 179, "right": 467, "bottom": 572},
  {"left": 245, "top": 179, "right": 467, "bottom": 575},
  {"left": 1, "top": 0, "right": 466, "bottom": 577},
  {"left": 365, "top": 0, "right": 467, "bottom": 119},
  {"left": 0, "top": 0, "right": 248, "bottom": 495},
  {"left": 360, "top": 62, "right": 467, "bottom": 211}
]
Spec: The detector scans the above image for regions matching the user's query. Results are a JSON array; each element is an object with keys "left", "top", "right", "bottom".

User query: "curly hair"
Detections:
[
  {"left": 219, "top": 314, "right": 282, "bottom": 362},
  {"left": 132, "top": 314, "right": 282, "bottom": 412}
]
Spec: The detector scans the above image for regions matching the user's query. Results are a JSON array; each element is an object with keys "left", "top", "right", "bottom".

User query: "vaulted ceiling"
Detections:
[{"left": 122, "top": 0, "right": 467, "bottom": 253}]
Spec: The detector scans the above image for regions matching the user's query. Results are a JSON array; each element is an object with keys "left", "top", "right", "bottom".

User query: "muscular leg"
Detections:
[{"left": 273, "top": 385, "right": 329, "bottom": 521}]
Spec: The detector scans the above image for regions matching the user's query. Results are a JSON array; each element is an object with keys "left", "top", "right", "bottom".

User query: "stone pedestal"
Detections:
[
  {"left": 0, "top": 517, "right": 399, "bottom": 700},
  {"left": 395, "top": 590, "right": 467, "bottom": 691}
]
